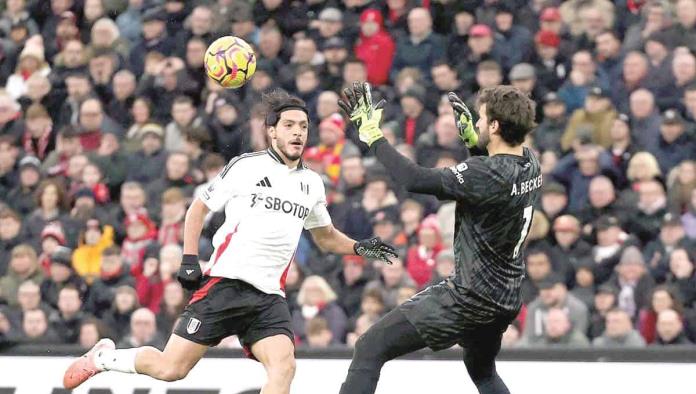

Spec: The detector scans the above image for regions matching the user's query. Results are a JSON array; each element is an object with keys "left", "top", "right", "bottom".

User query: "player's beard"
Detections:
[
  {"left": 278, "top": 138, "right": 305, "bottom": 161},
  {"left": 477, "top": 126, "right": 490, "bottom": 150}
]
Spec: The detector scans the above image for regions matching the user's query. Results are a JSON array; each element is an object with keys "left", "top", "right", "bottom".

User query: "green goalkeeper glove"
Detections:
[
  {"left": 448, "top": 92, "right": 479, "bottom": 148},
  {"left": 339, "top": 82, "right": 385, "bottom": 147}
]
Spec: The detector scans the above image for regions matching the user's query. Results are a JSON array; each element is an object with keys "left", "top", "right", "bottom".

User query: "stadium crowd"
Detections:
[{"left": 0, "top": 0, "right": 695, "bottom": 351}]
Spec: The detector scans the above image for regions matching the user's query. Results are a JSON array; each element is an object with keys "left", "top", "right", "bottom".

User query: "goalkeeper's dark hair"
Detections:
[
  {"left": 262, "top": 89, "right": 307, "bottom": 126},
  {"left": 476, "top": 85, "right": 536, "bottom": 146}
]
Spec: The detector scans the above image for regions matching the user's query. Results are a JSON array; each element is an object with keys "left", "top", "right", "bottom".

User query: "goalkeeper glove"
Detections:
[
  {"left": 354, "top": 237, "right": 398, "bottom": 264},
  {"left": 448, "top": 92, "right": 479, "bottom": 148},
  {"left": 339, "top": 82, "right": 386, "bottom": 147},
  {"left": 177, "top": 254, "right": 202, "bottom": 290}
]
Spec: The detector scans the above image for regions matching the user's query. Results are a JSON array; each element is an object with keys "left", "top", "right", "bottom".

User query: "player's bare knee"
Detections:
[
  {"left": 266, "top": 353, "right": 296, "bottom": 382},
  {"left": 156, "top": 362, "right": 191, "bottom": 382}
]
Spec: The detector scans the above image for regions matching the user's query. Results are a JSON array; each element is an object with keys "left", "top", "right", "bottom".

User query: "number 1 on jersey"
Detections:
[{"left": 513, "top": 205, "right": 533, "bottom": 258}]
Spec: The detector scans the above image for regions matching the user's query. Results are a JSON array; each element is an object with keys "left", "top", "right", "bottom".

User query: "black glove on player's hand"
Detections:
[
  {"left": 177, "top": 254, "right": 203, "bottom": 290},
  {"left": 354, "top": 237, "right": 398, "bottom": 264}
]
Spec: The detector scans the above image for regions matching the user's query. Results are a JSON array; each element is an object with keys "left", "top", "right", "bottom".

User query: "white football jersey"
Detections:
[{"left": 200, "top": 148, "right": 331, "bottom": 296}]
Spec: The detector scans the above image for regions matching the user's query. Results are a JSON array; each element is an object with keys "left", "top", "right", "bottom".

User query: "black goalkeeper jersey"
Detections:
[{"left": 438, "top": 148, "right": 542, "bottom": 313}]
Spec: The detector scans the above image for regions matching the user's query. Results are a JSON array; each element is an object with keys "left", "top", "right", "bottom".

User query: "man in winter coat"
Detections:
[
  {"left": 84, "top": 246, "right": 135, "bottom": 317},
  {"left": 0, "top": 244, "right": 44, "bottom": 307},
  {"left": 592, "top": 308, "right": 646, "bottom": 347},
  {"left": 390, "top": 8, "right": 445, "bottom": 82},
  {"left": 354, "top": 9, "right": 395, "bottom": 86}
]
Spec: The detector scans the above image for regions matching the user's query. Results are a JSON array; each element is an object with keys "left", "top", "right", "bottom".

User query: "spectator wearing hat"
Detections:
[
  {"left": 649, "top": 109, "right": 696, "bottom": 174},
  {"left": 643, "top": 212, "right": 693, "bottom": 281},
  {"left": 40, "top": 246, "right": 86, "bottom": 308},
  {"left": 5, "top": 39, "right": 50, "bottom": 100},
  {"left": 521, "top": 273, "right": 589, "bottom": 343},
  {"left": 309, "top": 7, "right": 346, "bottom": 48},
  {"left": 532, "top": 30, "right": 567, "bottom": 92},
  {"left": 534, "top": 92, "right": 568, "bottom": 154},
  {"left": 588, "top": 283, "right": 618, "bottom": 339},
  {"left": 493, "top": 4, "right": 533, "bottom": 70},
  {"left": 509, "top": 63, "right": 547, "bottom": 121},
  {"left": 405, "top": 215, "right": 443, "bottom": 289},
  {"left": 0, "top": 207, "right": 26, "bottom": 276},
  {"left": 332, "top": 255, "right": 370, "bottom": 320},
  {"left": 127, "top": 8, "right": 175, "bottom": 76},
  {"left": 253, "top": 0, "right": 309, "bottom": 37},
  {"left": 397, "top": 85, "right": 436, "bottom": 146},
  {"left": 561, "top": 86, "right": 618, "bottom": 151},
  {"left": 354, "top": 9, "right": 395, "bottom": 87},
  {"left": 318, "top": 37, "right": 349, "bottom": 92},
  {"left": 121, "top": 208, "right": 158, "bottom": 276},
  {"left": 72, "top": 217, "right": 114, "bottom": 285},
  {"left": 315, "top": 113, "right": 360, "bottom": 185},
  {"left": 6, "top": 155, "right": 41, "bottom": 216},
  {"left": 38, "top": 222, "right": 66, "bottom": 275},
  {"left": 593, "top": 308, "right": 646, "bottom": 347},
  {"left": 390, "top": 8, "right": 445, "bottom": 82},
  {"left": 84, "top": 246, "right": 135, "bottom": 317},
  {"left": 454, "top": 24, "right": 504, "bottom": 88},
  {"left": 570, "top": 257, "right": 597, "bottom": 308},
  {"left": 0, "top": 244, "right": 44, "bottom": 307},
  {"left": 606, "top": 246, "right": 655, "bottom": 320}
]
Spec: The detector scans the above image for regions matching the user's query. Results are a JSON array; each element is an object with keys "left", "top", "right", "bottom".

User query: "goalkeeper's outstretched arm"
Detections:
[{"left": 369, "top": 138, "right": 445, "bottom": 196}]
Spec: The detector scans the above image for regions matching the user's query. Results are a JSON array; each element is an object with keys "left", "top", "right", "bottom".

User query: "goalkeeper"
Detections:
[{"left": 338, "top": 83, "right": 540, "bottom": 394}]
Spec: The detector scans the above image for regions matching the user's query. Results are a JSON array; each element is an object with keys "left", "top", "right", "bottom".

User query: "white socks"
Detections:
[{"left": 94, "top": 348, "right": 140, "bottom": 374}]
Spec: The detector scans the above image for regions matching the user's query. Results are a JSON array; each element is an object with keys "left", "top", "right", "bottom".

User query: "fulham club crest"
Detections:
[{"left": 187, "top": 317, "right": 201, "bottom": 334}]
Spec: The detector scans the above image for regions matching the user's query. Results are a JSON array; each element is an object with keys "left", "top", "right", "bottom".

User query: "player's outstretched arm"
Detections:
[
  {"left": 178, "top": 198, "right": 210, "bottom": 290},
  {"left": 309, "top": 224, "right": 398, "bottom": 264},
  {"left": 339, "top": 82, "right": 446, "bottom": 197}
]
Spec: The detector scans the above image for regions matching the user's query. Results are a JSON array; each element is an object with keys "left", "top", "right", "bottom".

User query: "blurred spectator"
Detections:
[
  {"left": 128, "top": 8, "right": 175, "bottom": 76},
  {"left": 164, "top": 96, "right": 203, "bottom": 153},
  {"left": 520, "top": 248, "right": 553, "bottom": 305},
  {"left": 121, "top": 208, "right": 157, "bottom": 274},
  {"left": 644, "top": 214, "right": 692, "bottom": 282},
  {"left": 118, "top": 307, "right": 166, "bottom": 349},
  {"left": 668, "top": 160, "right": 696, "bottom": 214},
  {"left": 40, "top": 245, "right": 86, "bottom": 308},
  {"left": 535, "top": 93, "right": 568, "bottom": 155},
  {"left": 558, "top": 50, "right": 610, "bottom": 113},
  {"left": 146, "top": 152, "right": 195, "bottom": 212},
  {"left": 48, "top": 285, "right": 87, "bottom": 343},
  {"left": 519, "top": 307, "right": 590, "bottom": 347},
  {"left": 627, "top": 179, "right": 669, "bottom": 245},
  {"left": 125, "top": 123, "right": 167, "bottom": 185},
  {"left": 0, "top": 93, "right": 23, "bottom": 141},
  {"left": 156, "top": 281, "right": 184, "bottom": 337},
  {"left": 683, "top": 189, "right": 696, "bottom": 239},
  {"left": 292, "top": 275, "right": 347, "bottom": 344},
  {"left": 314, "top": 113, "right": 359, "bottom": 185},
  {"left": 0, "top": 208, "right": 25, "bottom": 275},
  {"left": 355, "top": 9, "right": 395, "bottom": 87},
  {"left": 78, "top": 317, "right": 106, "bottom": 349},
  {"left": 158, "top": 188, "right": 186, "bottom": 246},
  {"left": 649, "top": 110, "right": 696, "bottom": 174},
  {"left": 6, "top": 41, "right": 51, "bottom": 100},
  {"left": 397, "top": 85, "right": 436, "bottom": 146},
  {"left": 561, "top": 86, "right": 617, "bottom": 151},
  {"left": 540, "top": 182, "right": 568, "bottom": 221},
  {"left": 102, "top": 284, "right": 139, "bottom": 341},
  {"left": 72, "top": 217, "right": 114, "bottom": 284},
  {"left": 552, "top": 214, "right": 592, "bottom": 278},
  {"left": 84, "top": 246, "right": 135, "bottom": 317},
  {"left": 7, "top": 280, "right": 52, "bottom": 328},
  {"left": 136, "top": 244, "right": 180, "bottom": 313},
  {"left": 346, "top": 313, "right": 378, "bottom": 347},
  {"left": 252, "top": 0, "right": 308, "bottom": 37},
  {"left": 522, "top": 273, "right": 589, "bottom": 343},
  {"left": 655, "top": 308, "right": 693, "bottom": 345},
  {"left": 593, "top": 308, "right": 646, "bottom": 347},
  {"left": 333, "top": 255, "right": 369, "bottom": 320},
  {"left": 666, "top": 248, "right": 696, "bottom": 307},
  {"left": 613, "top": 52, "right": 653, "bottom": 113},
  {"left": 359, "top": 287, "right": 385, "bottom": 319},
  {"left": 207, "top": 96, "right": 245, "bottom": 161},
  {"left": 390, "top": 8, "right": 445, "bottom": 82},
  {"left": 20, "top": 308, "right": 60, "bottom": 344},
  {"left": 595, "top": 30, "right": 624, "bottom": 88},
  {"left": 0, "top": 244, "right": 44, "bottom": 307},
  {"left": 415, "top": 115, "right": 466, "bottom": 167},
  {"left": 405, "top": 215, "right": 443, "bottom": 288},
  {"left": 21, "top": 104, "right": 55, "bottom": 160},
  {"left": 609, "top": 246, "right": 655, "bottom": 320},
  {"left": 367, "top": 258, "right": 416, "bottom": 310},
  {"left": 428, "top": 249, "right": 455, "bottom": 287},
  {"left": 571, "top": 259, "right": 596, "bottom": 308},
  {"left": 6, "top": 155, "right": 41, "bottom": 216},
  {"left": 305, "top": 316, "right": 334, "bottom": 348},
  {"left": 578, "top": 176, "right": 626, "bottom": 226},
  {"left": 589, "top": 283, "right": 619, "bottom": 339}
]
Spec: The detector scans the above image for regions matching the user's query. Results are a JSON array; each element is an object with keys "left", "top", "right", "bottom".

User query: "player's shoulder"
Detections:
[
  {"left": 299, "top": 165, "right": 326, "bottom": 186},
  {"left": 219, "top": 150, "right": 270, "bottom": 178}
]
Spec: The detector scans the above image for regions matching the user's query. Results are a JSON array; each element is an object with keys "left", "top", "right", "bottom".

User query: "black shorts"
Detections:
[
  {"left": 173, "top": 277, "right": 294, "bottom": 354},
  {"left": 398, "top": 281, "right": 517, "bottom": 351}
]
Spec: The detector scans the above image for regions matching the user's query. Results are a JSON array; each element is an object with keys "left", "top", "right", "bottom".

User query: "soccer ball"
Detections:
[{"left": 204, "top": 36, "right": 257, "bottom": 89}]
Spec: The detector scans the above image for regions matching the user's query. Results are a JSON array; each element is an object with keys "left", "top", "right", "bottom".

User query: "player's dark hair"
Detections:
[
  {"left": 476, "top": 85, "right": 536, "bottom": 146},
  {"left": 262, "top": 89, "right": 308, "bottom": 126}
]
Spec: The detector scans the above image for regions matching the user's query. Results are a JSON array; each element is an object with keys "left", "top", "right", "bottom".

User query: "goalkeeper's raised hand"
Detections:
[
  {"left": 354, "top": 237, "right": 398, "bottom": 264},
  {"left": 339, "top": 81, "right": 386, "bottom": 147},
  {"left": 448, "top": 92, "right": 479, "bottom": 148}
]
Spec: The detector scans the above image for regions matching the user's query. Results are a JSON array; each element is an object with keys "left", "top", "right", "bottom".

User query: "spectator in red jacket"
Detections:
[
  {"left": 121, "top": 208, "right": 157, "bottom": 276},
  {"left": 406, "top": 215, "right": 443, "bottom": 288},
  {"left": 638, "top": 285, "right": 684, "bottom": 344},
  {"left": 354, "top": 9, "right": 395, "bottom": 86}
]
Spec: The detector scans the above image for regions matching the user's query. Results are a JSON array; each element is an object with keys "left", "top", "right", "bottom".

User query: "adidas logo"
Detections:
[{"left": 256, "top": 177, "right": 272, "bottom": 187}]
